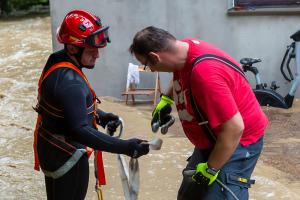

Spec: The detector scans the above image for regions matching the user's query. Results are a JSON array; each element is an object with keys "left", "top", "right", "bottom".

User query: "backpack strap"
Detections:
[
  {"left": 190, "top": 54, "right": 245, "bottom": 145},
  {"left": 192, "top": 54, "right": 247, "bottom": 80}
]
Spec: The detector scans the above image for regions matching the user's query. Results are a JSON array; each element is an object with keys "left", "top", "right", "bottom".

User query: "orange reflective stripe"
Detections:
[
  {"left": 40, "top": 62, "right": 97, "bottom": 98},
  {"left": 42, "top": 62, "right": 86, "bottom": 83},
  {"left": 33, "top": 115, "right": 42, "bottom": 171}
]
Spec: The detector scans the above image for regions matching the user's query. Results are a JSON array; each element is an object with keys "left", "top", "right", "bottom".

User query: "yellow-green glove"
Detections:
[
  {"left": 152, "top": 95, "right": 174, "bottom": 117},
  {"left": 151, "top": 95, "right": 174, "bottom": 132},
  {"left": 192, "top": 162, "right": 219, "bottom": 186}
]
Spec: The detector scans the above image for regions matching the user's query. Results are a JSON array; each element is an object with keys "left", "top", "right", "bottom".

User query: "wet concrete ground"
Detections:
[
  {"left": 0, "top": 16, "right": 299, "bottom": 200},
  {"left": 261, "top": 104, "right": 300, "bottom": 181},
  {"left": 96, "top": 100, "right": 299, "bottom": 200}
]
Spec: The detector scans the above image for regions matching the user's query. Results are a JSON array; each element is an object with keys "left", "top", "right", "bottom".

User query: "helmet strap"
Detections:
[
  {"left": 65, "top": 45, "right": 95, "bottom": 69},
  {"left": 73, "top": 47, "right": 85, "bottom": 67}
]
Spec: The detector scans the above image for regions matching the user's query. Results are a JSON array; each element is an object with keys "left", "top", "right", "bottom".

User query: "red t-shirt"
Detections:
[{"left": 173, "top": 39, "right": 268, "bottom": 149}]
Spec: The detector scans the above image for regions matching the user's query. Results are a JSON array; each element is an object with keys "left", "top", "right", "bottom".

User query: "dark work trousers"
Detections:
[
  {"left": 177, "top": 137, "right": 263, "bottom": 200},
  {"left": 45, "top": 154, "right": 89, "bottom": 200}
]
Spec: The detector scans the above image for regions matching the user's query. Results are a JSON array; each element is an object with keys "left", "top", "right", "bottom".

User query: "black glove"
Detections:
[
  {"left": 106, "top": 120, "right": 122, "bottom": 136},
  {"left": 125, "top": 138, "right": 150, "bottom": 158},
  {"left": 97, "top": 110, "right": 120, "bottom": 130}
]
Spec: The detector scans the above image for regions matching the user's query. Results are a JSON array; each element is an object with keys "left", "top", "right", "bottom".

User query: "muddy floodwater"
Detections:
[{"left": 0, "top": 16, "right": 299, "bottom": 200}]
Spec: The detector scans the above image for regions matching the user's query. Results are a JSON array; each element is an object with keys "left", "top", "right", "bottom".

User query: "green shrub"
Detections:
[{"left": 0, "top": 0, "right": 49, "bottom": 15}]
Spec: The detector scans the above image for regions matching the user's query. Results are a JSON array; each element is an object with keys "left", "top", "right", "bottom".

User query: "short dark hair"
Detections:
[{"left": 129, "top": 26, "right": 176, "bottom": 56}]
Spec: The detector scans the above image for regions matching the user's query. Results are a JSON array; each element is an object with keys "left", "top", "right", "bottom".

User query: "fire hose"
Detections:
[{"left": 102, "top": 118, "right": 162, "bottom": 200}]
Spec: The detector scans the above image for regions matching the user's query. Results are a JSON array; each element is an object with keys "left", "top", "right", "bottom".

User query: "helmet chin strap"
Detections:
[
  {"left": 70, "top": 47, "right": 95, "bottom": 69},
  {"left": 74, "top": 47, "right": 85, "bottom": 67},
  {"left": 84, "top": 64, "right": 95, "bottom": 69}
]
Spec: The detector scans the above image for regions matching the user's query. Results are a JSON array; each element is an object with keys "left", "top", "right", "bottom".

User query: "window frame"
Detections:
[{"left": 228, "top": 0, "right": 300, "bottom": 14}]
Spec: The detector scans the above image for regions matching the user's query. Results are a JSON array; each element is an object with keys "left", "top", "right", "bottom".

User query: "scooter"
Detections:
[{"left": 240, "top": 29, "right": 300, "bottom": 109}]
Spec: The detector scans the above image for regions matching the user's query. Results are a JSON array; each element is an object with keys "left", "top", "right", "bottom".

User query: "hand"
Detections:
[
  {"left": 151, "top": 95, "right": 174, "bottom": 132},
  {"left": 160, "top": 114, "right": 175, "bottom": 134},
  {"left": 97, "top": 112, "right": 119, "bottom": 128},
  {"left": 106, "top": 119, "right": 121, "bottom": 136},
  {"left": 192, "top": 162, "right": 219, "bottom": 186},
  {"left": 125, "top": 138, "right": 150, "bottom": 158},
  {"left": 152, "top": 104, "right": 174, "bottom": 133}
]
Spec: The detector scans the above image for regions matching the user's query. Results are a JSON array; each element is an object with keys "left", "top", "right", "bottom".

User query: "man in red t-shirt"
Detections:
[{"left": 129, "top": 26, "right": 268, "bottom": 200}]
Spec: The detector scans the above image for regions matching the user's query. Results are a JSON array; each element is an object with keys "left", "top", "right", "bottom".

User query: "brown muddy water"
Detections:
[{"left": 0, "top": 16, "right": 299, "bottom": 200}]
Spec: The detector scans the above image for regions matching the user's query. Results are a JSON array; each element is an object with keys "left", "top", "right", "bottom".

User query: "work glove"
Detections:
[
  {"left": 96, "top": 111, "right": 120, "bottom": 135},
  {"left": 106, "top": 119, "right": 122, "bottom": 136},
  {"left": 125, "top": 138, "right": 150, "bottom": 158},
  {"left": 151, "top": 95, "right": 174, "bottom": 133},
  {"left": 192, "top": 162, "right": 219, "bottom": 186}
]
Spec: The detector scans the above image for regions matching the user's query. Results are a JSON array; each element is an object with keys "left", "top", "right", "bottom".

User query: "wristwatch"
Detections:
[{"left": 206, "top": 165, "right": 219, "bottom": 176}]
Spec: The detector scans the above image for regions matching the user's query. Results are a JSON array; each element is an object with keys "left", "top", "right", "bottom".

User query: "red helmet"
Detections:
[{"left": 57, "top": 9, "right": 110, "bottom": 48}]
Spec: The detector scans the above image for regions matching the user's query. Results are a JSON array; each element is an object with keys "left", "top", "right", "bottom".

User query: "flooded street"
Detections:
[
  {"left": 0, "top": 16, "right": 299, "bottom": 200},
  {"left": 0, "top": 16, "right": 52, "bottom": 199}
]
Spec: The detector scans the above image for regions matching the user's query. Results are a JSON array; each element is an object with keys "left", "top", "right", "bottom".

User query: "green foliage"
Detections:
[
  {"left": 10, "top": 0, "right": 49, "bottom": 10},
  {"left": 1, "top": 0, "right": 49, "bottom": 14}
]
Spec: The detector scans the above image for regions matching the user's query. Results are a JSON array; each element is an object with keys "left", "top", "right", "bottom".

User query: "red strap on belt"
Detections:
[{"left": 96, "top": 151, "right": 106, "bottom": 185}]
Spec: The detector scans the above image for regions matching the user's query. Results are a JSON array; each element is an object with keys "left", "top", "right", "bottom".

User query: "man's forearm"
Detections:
[
  {"left": 207, "top": 113, "right": 244, "bottom": 170},
  {"left": 164, "top": 79, "right": 173, "bottom": 98},
  {"left": 207, "top": 131, "right": 241, "bottom": 170}
]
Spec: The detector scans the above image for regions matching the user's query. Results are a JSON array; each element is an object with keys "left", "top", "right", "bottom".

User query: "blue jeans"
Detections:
[{"left": 177, "top": 137, "right": 263, "bottom": 200}]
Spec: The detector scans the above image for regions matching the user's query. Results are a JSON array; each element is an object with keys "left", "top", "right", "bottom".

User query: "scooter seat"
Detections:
[
  {"left": 240, "top": 58, "right": 261, "bottom": 66},
  {"left": 290, "top": 29, "right": 300, "bottom": 42}
]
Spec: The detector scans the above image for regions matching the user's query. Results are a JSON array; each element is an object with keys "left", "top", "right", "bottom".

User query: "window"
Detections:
[{"left": 228, "top": 0, "right": 300, "bottom": 14}]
